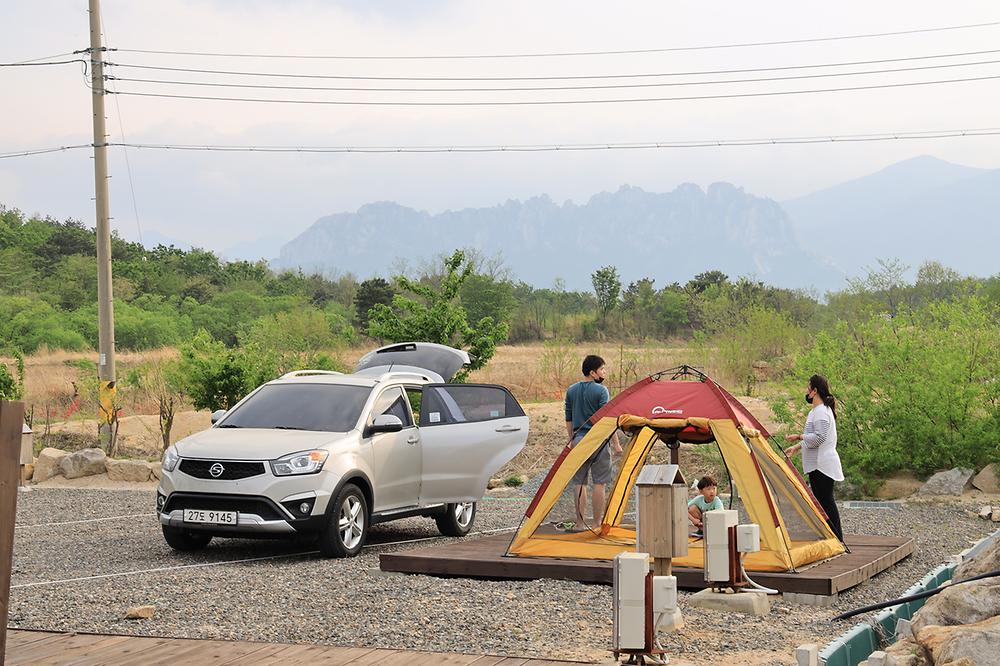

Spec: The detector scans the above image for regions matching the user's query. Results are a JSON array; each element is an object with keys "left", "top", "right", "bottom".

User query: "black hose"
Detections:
[{"left": 832, "top": 568, "right": 1000, "bottom": 622}]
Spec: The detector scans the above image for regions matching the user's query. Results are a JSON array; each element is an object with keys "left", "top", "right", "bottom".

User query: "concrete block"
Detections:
[
  {"left": 895, "top": 618, "right": 914, "bottom": 641},
  {"left": 783, "top": 591, "right": 838, "bottom": 607},
  {"left": 866, "top": 651, "right": 887, "bottom": 666},
  {"left": 794, "top": 643, "right": 818, "bottom": 666},
  {"left": 687, "top": 588, "right": 770, "bottom": 616}
]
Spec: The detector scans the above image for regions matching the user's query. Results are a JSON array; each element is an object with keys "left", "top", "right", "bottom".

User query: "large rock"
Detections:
[
  {"left": 918, "top": 468, "right": 975, "bottom": 496},
  {"left": 882, "top": 637, "right": 928, "bottom": 666},
  {"left": 146, "top": 461, "right": 162, "bottom": 481},
  {"left": 911, "top": 579, "right": 1000, "bottom": 632},
  {"left": 916, "top": 615, "right": 1000, "bottom": 665},
  {"left": 955, "top": 536, "right": 1000, "bottom": 580},
  {"left": 59, "top": 448, "right": 107, "bottom": 479},
  {"left": 106, "top": 459, "right": 152, "bottom": 482},
  {"left": 33, "top": 448, "right": 69, "bottom": 482},
  {"left": 972, "top": 463, "right": 999, "bottom": 494}
]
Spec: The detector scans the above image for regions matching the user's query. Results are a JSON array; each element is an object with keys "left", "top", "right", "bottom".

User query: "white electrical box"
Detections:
[
  {"left": 736, "top": 523, "right": 760, "bottom": 553},
  {"left": 651, "top": 575, "right": 677, "bottom": 614},
  {"left": 613, "top": 552, "right": 649, "bottom": 650},
  {"left": 704, "top": 509, "right": 738, "bottom": 582}
]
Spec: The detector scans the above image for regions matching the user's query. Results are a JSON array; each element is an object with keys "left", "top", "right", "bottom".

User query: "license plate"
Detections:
[{"left": 182, "top": 509, "right": 238, "bottom": 525}]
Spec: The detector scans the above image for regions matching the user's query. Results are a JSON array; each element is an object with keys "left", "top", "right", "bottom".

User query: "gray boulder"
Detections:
[
  {"left": 59, "top": 448, "right": 107, "bottom": 479},
  {"left": 917, "top": 468, "right": 974, "bottom": 496},
  {"left": 972, "top": 463, "right": 999, "bottom": 494},
  {"left": 105, "top": 459, "right": 152, "bottom": 482},
  {"left": 911, "top": 579, "right": 1000, "bottom": 632},
  {"left": 33, "top": 448, "right": 69, "bottom": 482},
  {"left": 915, "top": 615, "right": 1000, "bottom": 665}
]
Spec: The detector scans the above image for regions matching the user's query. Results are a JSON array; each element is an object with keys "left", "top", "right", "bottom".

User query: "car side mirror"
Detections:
[
  {"left": 211, "top": 409, "right": 227, "bottom": 425},
  {"left": 369, "top": 414, "right": 404, "bottom": 434}
]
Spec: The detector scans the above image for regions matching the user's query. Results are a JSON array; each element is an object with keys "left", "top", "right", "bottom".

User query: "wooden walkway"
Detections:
[
  {"left": 380, "top": 533, "right": 915, "bottom": 596},
  {"left": 4, "top": 629, "right": 586, "bottom": 665}
]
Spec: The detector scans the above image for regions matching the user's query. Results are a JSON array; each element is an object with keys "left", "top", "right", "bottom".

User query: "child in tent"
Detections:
[{"left": 687, "top": 475, "right": 724, "bottom": 537}]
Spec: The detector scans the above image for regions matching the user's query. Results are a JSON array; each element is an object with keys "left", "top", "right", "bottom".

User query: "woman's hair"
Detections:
[
  {"left": 697, "top": 475, "right": 717, "bottom": 490},
  {"left": 809, "top": 374, "right": 837, "bottom": 419}
]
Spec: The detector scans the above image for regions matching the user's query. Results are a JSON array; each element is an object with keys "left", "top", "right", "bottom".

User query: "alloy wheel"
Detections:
[{"left": 339, "top": 495, "right": 364, "bottom": 549}]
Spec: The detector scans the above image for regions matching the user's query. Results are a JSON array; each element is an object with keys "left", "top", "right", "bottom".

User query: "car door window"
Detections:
[
  {"left": 420, "top": 384, "right": 524, "bottom": 426},
  {"left": 371, "top": 387, "right": 413, "bottom": 427},
  {"left": 405, "top": 387, "right": 422, "bottom": 420}
]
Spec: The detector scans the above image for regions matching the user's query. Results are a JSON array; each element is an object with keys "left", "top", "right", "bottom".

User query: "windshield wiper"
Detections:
[
  {"left": 216, "top": 424, "right": 242, "bottom": 428},
  {"left": 273, "top": 425, "right": 306, "bottom": 430}
]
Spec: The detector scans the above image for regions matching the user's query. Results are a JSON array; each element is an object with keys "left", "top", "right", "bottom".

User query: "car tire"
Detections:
[
  {"left": 435, "top": 501, "right": 476, "bottom": 537},
  {"left": 319, "top": 483, "right": 368, "bottom": 558},
  {"left": 162, "top": 525, "right": 213, "bottom": 551}
]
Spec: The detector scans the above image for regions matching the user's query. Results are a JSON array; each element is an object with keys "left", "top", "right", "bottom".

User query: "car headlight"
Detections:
[
  {"left": 162, "top": 446, "right": 179, "bottom": 472},
  {"left": 270, "top": 450, "right": 329, "bottom": 476}
]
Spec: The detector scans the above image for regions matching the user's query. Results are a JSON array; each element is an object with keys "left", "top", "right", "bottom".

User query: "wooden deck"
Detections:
[
  {"left": 3, "top": 629, "right": 585, "bottom": 665},
  {"left": 379, "top": 533, "right": 914, "bottom": 596}
]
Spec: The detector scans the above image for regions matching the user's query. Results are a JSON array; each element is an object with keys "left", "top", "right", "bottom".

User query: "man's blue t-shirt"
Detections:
[{"left": 565, "top": 380, "right": 610, "bottom": 435}]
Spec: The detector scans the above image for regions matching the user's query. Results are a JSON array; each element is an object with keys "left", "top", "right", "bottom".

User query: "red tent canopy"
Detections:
[{"left": 588, "top": 370, "right": 770, "bottom": 438}]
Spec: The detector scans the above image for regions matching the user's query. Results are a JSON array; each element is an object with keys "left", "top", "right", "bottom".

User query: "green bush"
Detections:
[{"left": 774, "top": 296, "right": 1000, "bottom": 484}]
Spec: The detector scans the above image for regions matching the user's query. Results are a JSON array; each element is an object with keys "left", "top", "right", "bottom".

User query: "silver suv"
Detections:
[{"left": 157, "top": 343, "right": 528, "bottom": 557}]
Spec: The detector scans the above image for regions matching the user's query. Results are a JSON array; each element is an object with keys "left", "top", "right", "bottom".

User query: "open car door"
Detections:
[{"left": 418, "top": 384, "right": 528, "bottom": 505}]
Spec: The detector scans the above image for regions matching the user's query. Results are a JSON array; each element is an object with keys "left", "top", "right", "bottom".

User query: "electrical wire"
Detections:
[
  {"left": 7, "top": 51, "right": 80, "bottom": 64},
  {"left": 109, "top": 19, "right": 1000, "bottom": 60},
  {"left": 0, "top": 58, "right": 85, "bottom": 68},
  {"left": 103, "top": 47, "right": 1000, "bottom": 82},
  {"left": 105, "top": 56, "right": 1000, "bottom": 94},
  {"left": 5, "top": 126, "right": 1000, "bottom": 161},
  {"left": 106, "top": 72, "right": 1000, "bottom": 106}
]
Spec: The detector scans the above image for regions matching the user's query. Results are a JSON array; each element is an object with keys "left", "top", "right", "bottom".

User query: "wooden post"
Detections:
[{"left": 1, "top": 400, "right": 25, "bottom": 665}]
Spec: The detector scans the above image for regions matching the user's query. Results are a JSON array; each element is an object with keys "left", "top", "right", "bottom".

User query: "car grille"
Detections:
[
  {"left": 179, "top": 459, "right": 265, "bottom": 480},
  {"left": 164, "top": 493, "right": 286, "bottom": 521}
]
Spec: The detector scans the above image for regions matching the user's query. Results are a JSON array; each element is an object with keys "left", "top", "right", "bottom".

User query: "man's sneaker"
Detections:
[
  {"left": 554, "top": 521, "right": 576, "bottom": 532},
  {"left": 693, "top": 529, "right": 704, "bottom": 538}
]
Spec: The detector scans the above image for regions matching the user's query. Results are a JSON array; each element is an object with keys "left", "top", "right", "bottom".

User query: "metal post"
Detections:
[
  {"left": 0, "top": 401, "right": 26, "bottom": 665},
  {"left": 88, "top": 0, "right": 117, "bottom": 448}
]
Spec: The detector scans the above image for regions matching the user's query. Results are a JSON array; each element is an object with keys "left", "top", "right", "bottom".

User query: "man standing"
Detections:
[{"left": 565, "top": 355, "right": 622, "bottom": 527}]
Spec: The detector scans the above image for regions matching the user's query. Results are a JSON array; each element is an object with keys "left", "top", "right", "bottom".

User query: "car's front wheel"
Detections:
[
  {"left": 435, "top": 501, "right": 476, "bottom": 537},
  {"left": 162, "top": 525, "right": 213, "bottom": 551},
  {"left": 319, "top": 483, "right": 368, "bottom": 558}
]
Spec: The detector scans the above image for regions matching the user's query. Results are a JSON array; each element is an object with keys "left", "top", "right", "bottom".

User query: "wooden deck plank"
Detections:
[
  {"left": 8, "top": 632, "right": 132, "bottom": 664},
  {"left": 379, "top": 532, "right": 914, "bottom": 595}
]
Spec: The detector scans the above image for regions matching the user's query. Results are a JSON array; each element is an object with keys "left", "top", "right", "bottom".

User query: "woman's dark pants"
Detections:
[{"left": 809, "top": 470, "right": 844, "bottom": 542}]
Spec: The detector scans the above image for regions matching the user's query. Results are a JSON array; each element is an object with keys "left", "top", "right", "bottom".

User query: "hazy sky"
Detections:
[{"left": 2, "top": 1, "right": 999, "bottom": 256}]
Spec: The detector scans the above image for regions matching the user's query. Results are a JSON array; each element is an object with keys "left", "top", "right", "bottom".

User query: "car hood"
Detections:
[{"left": 174, "top": 428, "right": 352, "bottom": 460}]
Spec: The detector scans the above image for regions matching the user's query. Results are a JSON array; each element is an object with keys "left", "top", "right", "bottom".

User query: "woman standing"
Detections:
[{"left": 784, "top": 374, "right": 845, "bottom": 542}]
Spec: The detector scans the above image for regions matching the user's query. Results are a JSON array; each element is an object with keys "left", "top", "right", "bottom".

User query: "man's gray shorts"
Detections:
[{"left": 570, "top": 432, "right": 613, "bottom": 486}]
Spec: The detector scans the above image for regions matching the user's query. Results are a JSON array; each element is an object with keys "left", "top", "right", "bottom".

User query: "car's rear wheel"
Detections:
[
  {"left": 162, "top": 525, "right": 213, "bottom": 551},
  {"left": 435, "top": 501, "right": 476, "bottom": 537},
  {"left": 319, "top": 483, "right": 368, "bottom": 558}
]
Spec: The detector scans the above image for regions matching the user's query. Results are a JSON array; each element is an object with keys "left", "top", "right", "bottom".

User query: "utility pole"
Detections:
[{"left": 88, "top": 0, "right": 117, "bottom": 449}]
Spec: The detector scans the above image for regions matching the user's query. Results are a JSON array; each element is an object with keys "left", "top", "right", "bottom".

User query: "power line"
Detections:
[
  {"left": 0, "top": 144, "right": 93, "bottom": 159},
  {"left": 103, "top": 48, "right": 1000, "bottom": 82},
  {"left": 106, "top": 57, "right": 1000, "bottom": 94},
  {"left": 8, "top": 51, "right": 80, "bottom": 64},
  {"left": 0, "top": 58, "right": 84, "bottom": 68},
  {"left": 110, "top": 19, "right": 1000, "bottom": 60},
  {"left": 107, "top": 72, "right": 1000, "bottom": 106},
  {"left": 6, "top": 127, "right": 1000, "bottom": 160}
]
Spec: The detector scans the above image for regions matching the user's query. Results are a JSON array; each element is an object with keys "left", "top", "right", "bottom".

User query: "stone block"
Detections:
[
  {"left": 106, "top": 458, "right": 152, "bottom": 482},
  {"left": 687, "top": 588, "right": 770, "bottom": 616},
  {"left": 866, "top": 651, "right": 887, "bottom": 666},
  {"left": 979, "top": 505, "right": 994, "bottom": 519},
  {"left": 60, "top": 448, "right": 107, "bottom": 479},
  {"left": 794, "top": 643, "right": 818, "bottom": 666},
  {"left": 783, "top": 591, "right": 838, "bottom": 607},
  {"left": 125, "top": 605, "right": 155, "bottom": 620},
  {"left": 147, "top": 461, "right": 162, "bottom": 481},
  {"left": 34, "top": 447, "right": 69, "bottom": 482}
]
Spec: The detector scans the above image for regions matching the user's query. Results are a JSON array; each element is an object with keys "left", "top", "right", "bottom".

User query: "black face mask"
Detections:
[
  {"left": 594, "top": 376, "right": 605, "bottom": 384},
  {"left": 805, "top": 391, "right": 813, "bottom": 404}
]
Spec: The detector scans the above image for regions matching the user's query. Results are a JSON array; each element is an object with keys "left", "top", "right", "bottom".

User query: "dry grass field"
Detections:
[{"left": 6, "top": 343, "right": 789, "bottom": 483}]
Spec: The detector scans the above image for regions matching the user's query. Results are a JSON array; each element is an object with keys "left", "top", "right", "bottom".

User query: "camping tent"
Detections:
[{"left": 505, "top": 367, "right": 845, "bottom": 572}]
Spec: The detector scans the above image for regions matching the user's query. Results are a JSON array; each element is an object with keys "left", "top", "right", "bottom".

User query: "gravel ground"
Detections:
[{"left": 8, "top": 487, "right": 998, "bottom": 665}]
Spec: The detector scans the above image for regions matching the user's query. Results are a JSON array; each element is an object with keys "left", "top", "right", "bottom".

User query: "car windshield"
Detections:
[{"left": 220, "top": 384, "right": 370, "bottom": 432}]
